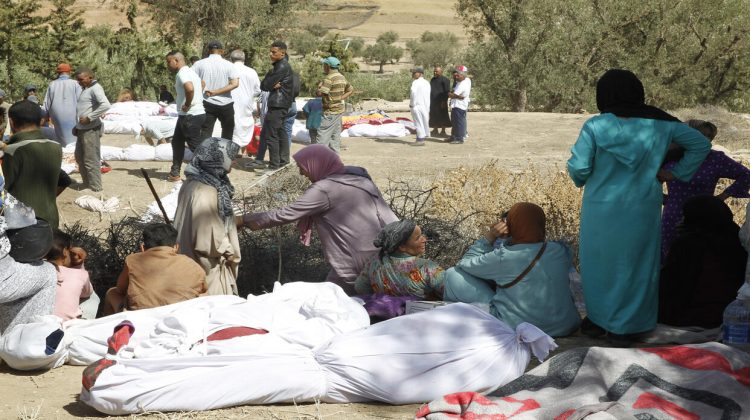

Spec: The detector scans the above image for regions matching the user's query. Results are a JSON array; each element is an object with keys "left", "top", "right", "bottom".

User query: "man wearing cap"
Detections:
[
  {"left": 3, "top": 100, "right": 63, "bottom": 229},
  {"left": 316, "top": 56, "right": 353, "bottom": 153},
  {"left": 191, "top": 41, "right": 240, "bottom": 141},
  {"left": 448, "top": 66, "right": 471, "bottom": 144},
  {"left": 228, "top": 49, "right": 261, "bottom": 151},
  {"left": 23, "top": 84, "right": 39, "bottom": 102},
  {"left": 259, "top": 40, "right": 294, "bottom": 170},
  {"left": 409, "top": 67, "right": 431, "bottom": 146},
  {"left": 73, "top": 67, "right": 111, "bottom": 192},
  {"left": 0, "top": 89, "right": 9, "bottom": 137},
  {"left": 43, "top": 63, "right": 82, "bottom": 146}
]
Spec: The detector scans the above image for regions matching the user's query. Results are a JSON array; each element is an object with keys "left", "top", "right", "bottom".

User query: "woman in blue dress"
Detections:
[{"left": 567, "top": 69, "right": 710, "bottom": 346}]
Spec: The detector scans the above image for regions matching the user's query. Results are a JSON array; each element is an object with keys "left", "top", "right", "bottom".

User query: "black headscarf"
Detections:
[
  {"left": 373, "top": 220, "right": 416, "bottom": 259},
  {"left": 7, "top": 219, "right": 53, "bottom": 264},
  {"left": 596, "top": 69, "right": 679, "bottom": 122}
]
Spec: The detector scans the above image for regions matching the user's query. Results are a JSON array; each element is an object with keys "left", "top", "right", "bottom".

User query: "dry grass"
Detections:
[{"left": 673, "top": 104, "right": 750, "bottom": 151}]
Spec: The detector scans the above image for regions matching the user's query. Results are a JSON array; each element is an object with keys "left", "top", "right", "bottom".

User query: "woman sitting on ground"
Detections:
[
  {"left": 174, "top": 137, "right": 241, "bottom": 296},
  {"left": 443, "top": 202, "right": 580, "bottom": 337},
  {"left": 355, "top": 219, "right": 445, "bottom": 300},
  {"left": 661, "top": 119, "right": 750, "bottom": 259},
  {"left": 46, "top": 230, "right": 95, "bottom": 321},
  {"left": 0, "top": 213, "right": 56, "bottom": 334},
  {"left": 242, "top": 144, "right": 398, "bottom": 295},
  {"left": 659, "top": 196, "right": 746, "bottom": 328}
]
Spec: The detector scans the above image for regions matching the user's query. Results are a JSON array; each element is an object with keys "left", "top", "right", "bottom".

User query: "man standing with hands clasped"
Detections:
[
  {"left": 192, "top": 41, "right": 239, "bottom": 140},
  {"left": 166, "top": 51, "right": 206, "bottom": 181}
]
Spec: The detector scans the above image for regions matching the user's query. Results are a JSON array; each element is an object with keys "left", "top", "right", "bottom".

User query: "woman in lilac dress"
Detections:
[
  {"left": 242, "top": 144, "right": 397, "bottom": 295},
  {"left": 661, "top": 120, "right": 750, "bottom": 259}
]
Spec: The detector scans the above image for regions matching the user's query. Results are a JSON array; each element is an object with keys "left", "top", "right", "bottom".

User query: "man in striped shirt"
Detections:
[{"left": 316, "top": 57, "right": 353, "bottom": 153}]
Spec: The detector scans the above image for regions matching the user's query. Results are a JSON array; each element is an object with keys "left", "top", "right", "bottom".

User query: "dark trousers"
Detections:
[
  {"left": 451, "top": 108, "right": 467, "bottom": 141},
  {"left": 255, "top": 124, "right": 267, "bottom": 162},
  {"left": 201, "top": 101, "right": 235, "bottom": 140},
  {"left": 171, "top": 113, "right": 206, "bottom": 175},
  {"left": 262, "top": 107, "right": 289, "bottom": 169}
]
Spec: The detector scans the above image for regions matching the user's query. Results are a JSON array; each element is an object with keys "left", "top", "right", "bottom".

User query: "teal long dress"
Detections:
[
  {"left": 443, "top": 238, "right": 581, "bottom": 337},
  {"left": 567, "top": 114, "right": 710, "bottom": 335}
]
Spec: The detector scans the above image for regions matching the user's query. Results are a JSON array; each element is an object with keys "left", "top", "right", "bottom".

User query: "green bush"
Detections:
[{"left": 348, "top": 71, "right": 411, "bottom": 102}]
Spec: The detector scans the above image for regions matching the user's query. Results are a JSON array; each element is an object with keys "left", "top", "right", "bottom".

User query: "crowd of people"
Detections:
[{"left": 0, "top": 37, "right": 748, "bottom": 357}]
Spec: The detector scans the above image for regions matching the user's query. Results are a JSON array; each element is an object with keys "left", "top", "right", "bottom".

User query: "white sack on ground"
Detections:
[
  {"left": 122, "top": 144, "right": 156, "bottom": 161},
  {"left": 0, "top": 315, "right": 67, "bottom": 371},
  {"left": 141, "top": 119, "right": 177, "bottom": 142},
  {"left": 141, "top": 182, "right": 182, "bottom": 223},
  {"left": 102, "top": 120, "right": 143, "bottom": 135},
  {"left": 81, "top": 293, "right": 554, "bottom": 414},
  {"left": 318, "top": 304, "right": 556, "bottom": 404},
  {"left": 101, "top": 146, "right": 125, "bottom": 161},
  {"left": 74, "top": 196, "right": 120, "bottom": 213},
  {"left": 346, "top": 123, "right": 409, "bottom": 138},
  {"left": 292, "top": 121, "right": 311, "bottom": 144}
]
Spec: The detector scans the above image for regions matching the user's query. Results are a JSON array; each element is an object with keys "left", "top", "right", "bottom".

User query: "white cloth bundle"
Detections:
[
  {"left": 100, "top": 145, "right": 126, "bottom": 161},
  {"left": 0, "top": 315, "right": 67, "bottom": 371},
  {"left": 102, "top": 102, "right": 163, "bottom": 120},
  {"left": 122, "top": 144, "right": 156, "bottom": 161},
  {"left": 80, "top": 284, "right": 555, "bottom": 414},
  {"left": 346, "top": 123, "right": 409, "bottom": 138},
  {"left": 74, "top": 195, "right": 120, "bottom": 213}
]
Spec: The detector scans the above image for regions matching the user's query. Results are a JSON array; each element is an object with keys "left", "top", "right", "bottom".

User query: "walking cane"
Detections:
[{"left": 140, "top": 168, "right": 171, "bottom": 225}]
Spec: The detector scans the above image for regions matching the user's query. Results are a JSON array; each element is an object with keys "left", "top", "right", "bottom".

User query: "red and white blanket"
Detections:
[{"left": 417, "top": 343, "right": 750, "bottom": 419}]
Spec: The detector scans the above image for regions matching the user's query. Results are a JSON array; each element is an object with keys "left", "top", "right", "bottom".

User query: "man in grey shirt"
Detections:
[
  {"left": 191, "top": 41, "right": 239, "bottom": 141},
  {"left": 73, "top": 67, "right": 111, "bottom": 192}
]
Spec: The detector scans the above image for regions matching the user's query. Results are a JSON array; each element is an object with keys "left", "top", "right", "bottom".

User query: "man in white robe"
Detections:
[
  {"left": 409, "top": 67, "right": 431, "bottom": 146},
  {"left": 229, "top": 49, "right": 261, "bottom": 149}
]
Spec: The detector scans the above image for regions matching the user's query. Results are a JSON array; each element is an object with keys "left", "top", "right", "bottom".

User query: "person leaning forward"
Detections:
[
  {"left": 259, "top": 41, "right": 294, "bottom": 170},
  {"left": 316, "top": 56, "right": 353, "bottom": 153}
]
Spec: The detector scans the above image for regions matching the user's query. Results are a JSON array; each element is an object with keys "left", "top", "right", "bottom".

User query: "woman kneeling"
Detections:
[{"left": 444, "top": 202, "right": 580, "bottom": 337}]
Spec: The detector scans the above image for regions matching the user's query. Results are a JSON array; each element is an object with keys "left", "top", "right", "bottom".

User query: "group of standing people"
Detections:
[{"left": 408, "top": 65, "right": 472, "bottom": 146}]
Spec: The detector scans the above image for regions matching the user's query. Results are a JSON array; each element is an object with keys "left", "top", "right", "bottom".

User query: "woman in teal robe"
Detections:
[
  {"left": 567, "top": 69, "right": 710, "bottom": 343},
  {"left": 443, "top": 202, "right": 581, "bottom": 337}
]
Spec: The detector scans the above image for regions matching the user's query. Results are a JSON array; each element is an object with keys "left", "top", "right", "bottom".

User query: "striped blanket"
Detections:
[{"left": 417, "top": 343, "right": 750, "bottom": 419}]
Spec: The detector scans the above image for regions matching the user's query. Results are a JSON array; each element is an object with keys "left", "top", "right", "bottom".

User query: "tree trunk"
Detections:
[
  {"left": 7, "top": 38, "right": 14, "bottom": 100},
  {"left": 510, "top": 86, "right": 527, "bottom": 112},
  {"left": 378, "top": 61, "right": 384, "bottom": 73}
]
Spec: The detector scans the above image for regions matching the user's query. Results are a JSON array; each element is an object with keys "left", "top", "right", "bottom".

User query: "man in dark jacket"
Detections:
[{"left": 259, "top": 41, "right": 293, "bottom": 170}]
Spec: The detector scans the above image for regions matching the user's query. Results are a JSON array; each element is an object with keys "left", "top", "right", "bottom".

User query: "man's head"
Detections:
[
  {"left": 23, "top": 84, "right": 37, "bottom": 99},
  {"left": 75, "top": 67, "right": 95, "bottom": 88},
  {"left": 321, "top": 56, "right": 340, "bottom": 74},
  {"left": 189, "top": 56, "right": 200, "bottom": 65},
  {"left": 207, "top": 40, "right": 224, "bottom": 55},
  {"left": 159, "top": 84, "right": 167, "bottom": 91},
  {"left": 229, "top": 49, "right": 245, "bottom": 63},
  {"left": 8, "top": 100, "right": 42, "bottom": 132},
  {"left": 411, "top": 67, "right": 424, "bottom": 79},
  {"left": 165, "top": 51, "right": 186, "bottom": 73},
  {"left": 56, "top": 63, "right": 72, "bottom": 75},
  {"left": 434, "top": 67, "right": 443, "bottom": 77},
  {"left": 142, "top": 223, "right": 178, "bottom": 251},
  {"left": 452, "top": 65, "right": 468, "bottom": 81},
  {"left": 269, "top": 41, "right": 287, "bottom": 63}
]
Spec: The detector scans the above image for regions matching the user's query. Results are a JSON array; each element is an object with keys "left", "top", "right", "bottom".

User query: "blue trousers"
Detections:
[{"left": 451, "top": 108, "right": 467, "bottom": 141}]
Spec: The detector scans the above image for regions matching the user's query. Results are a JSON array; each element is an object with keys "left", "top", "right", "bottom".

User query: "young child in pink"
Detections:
[{"left": 46, "top": 230, "right": 94, "bottom": 321}]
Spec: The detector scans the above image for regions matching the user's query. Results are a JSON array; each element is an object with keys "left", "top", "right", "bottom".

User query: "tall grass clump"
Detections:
[{"left": 348, "top": 71, "right": 411, "bottom": 103}]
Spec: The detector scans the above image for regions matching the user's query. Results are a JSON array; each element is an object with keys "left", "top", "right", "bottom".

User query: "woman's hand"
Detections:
[
  {"left": 484, "top": 220, "right": 509, "bottom": 243},
  {"left": 69, "top": 247, "right": 88, "bottom": 266},
  {"left": 657, "top": 169, "right": 676, "bottom": 183}
]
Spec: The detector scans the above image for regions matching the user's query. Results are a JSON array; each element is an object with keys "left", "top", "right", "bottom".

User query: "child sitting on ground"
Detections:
[
  {"left": 46, "top": 230, "right": 94, "bottom": 321},
  {"left": 102, "top": 223, "right": 206, "bottom": 316}
]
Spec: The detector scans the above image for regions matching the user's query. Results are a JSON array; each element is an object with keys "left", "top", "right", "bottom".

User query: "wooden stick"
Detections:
[{"left": 140, "top": 168, "right": 171, "bottom": 225}]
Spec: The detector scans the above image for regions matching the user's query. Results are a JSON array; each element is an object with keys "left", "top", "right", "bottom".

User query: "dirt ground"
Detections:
[{"left": 1, "top": 111, "right": 594, "bottom": 420}]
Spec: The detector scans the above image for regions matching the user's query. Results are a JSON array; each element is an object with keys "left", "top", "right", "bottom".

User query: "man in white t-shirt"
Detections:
[
  {"left": 191, "top": 41, "right": 240, "bottom": 141},
  {"left": 228, "top": 49, "right": 261, "bottom": 150},
  {"left": 166, "top": 51, "right": 205, "bottom": 181},
  {"left": 448, "top": 65, "right": 472, "bottom": 145}
]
